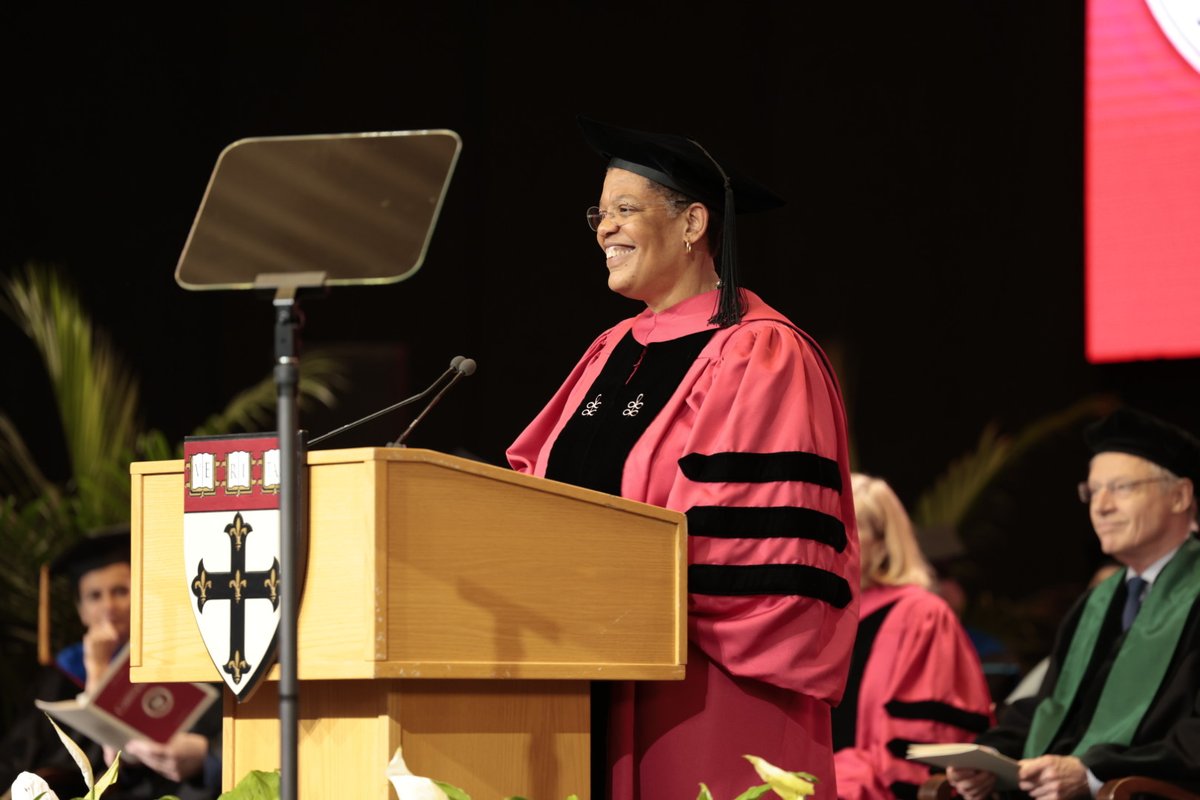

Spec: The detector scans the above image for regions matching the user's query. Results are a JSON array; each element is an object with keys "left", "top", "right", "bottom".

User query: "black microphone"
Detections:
[
  {"left": 390, "top": 357, "right": 476, "bottom": 447},
  {"left": 307, "top": 356, "right": 466, "bottom": 447}
]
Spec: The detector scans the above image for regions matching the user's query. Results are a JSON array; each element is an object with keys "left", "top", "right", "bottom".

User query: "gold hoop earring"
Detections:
[{"left": 684, "top": 239, "right": 693, "bottom": 254}]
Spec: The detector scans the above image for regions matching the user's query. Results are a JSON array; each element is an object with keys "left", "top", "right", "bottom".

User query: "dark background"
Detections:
[{"left": 2, "top": 3, "right": 1197, "bottom": 675}]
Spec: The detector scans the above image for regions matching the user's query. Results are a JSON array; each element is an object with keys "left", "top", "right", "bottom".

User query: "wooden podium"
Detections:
[{"left": 128, "top": 448, "right": 686, "bottom": 799}]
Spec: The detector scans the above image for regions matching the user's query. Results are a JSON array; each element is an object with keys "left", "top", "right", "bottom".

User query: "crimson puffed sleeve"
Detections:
[{"left": 662, "top": 321, "right": 859, "bottom": 705}]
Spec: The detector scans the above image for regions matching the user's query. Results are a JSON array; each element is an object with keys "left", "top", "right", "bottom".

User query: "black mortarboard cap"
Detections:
[
  {"left": 49, "top": 523, "right": 130, "bottom": 584},
  {"left": 1084, "top": 409, "right": 1200, "bottom": 489},
  {"left": 578, "top": 116, "right": 785, "bottom": 327},
  {"left": 39, "top": 523, "right": 130, "bottom": 665}
]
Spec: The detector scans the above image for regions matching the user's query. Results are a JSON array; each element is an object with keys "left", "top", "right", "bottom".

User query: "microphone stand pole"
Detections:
[{"left": 274, "top": 290, "right": 300, "bottom": 800}]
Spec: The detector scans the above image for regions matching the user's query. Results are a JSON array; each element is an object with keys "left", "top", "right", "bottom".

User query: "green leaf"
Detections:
[
  {"left": 0, "top": 263, "right": 350, "bottom": 718},
  {"left": 433, "top": 779, "right": 472, "bottom": 800},
  {"left": 217, "top": 769, "right": 280, "bottom": 800},
  {"left": 0, "top": 412, "right": 53, "bottom": 500},
  {"left": 135, "top": 428, "right": 176, "bottom": 462},
  {"left": 189, "top": 349, "right": 347, "bottom": 440},
  {"left": 732, "top": 784, "right": 773, "bottom": 800},
  {"left": 913, "top": 396, "right": 1117, "bottom": 529},
  {"left": 432, "top": 782, "right": 468, "bottom": 800},
  {"left": 45, "top": 713, "right": 94, "bottom": 789},
  {"left": 743, "top": 755, "right": 817, "bottom": 800},
  {"left": 0, "top": 493, "right": 75, "bottom": 729},
  {"left": 0, "top": 264, "right": 143, "bottom": 528},
  {"left": 912, "top": 422, "right": 1011, "bottom": 529},
  {"left": 696, "top": 783, "right": 715, "bottom": 800},
  {"left": 90, "top": 751, "right": 121, "bottom": 799}
]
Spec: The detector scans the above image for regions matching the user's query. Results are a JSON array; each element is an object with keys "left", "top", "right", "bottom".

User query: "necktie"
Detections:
[{"left": 1121, "top": 576, "right": 1148, "bottom": 631}]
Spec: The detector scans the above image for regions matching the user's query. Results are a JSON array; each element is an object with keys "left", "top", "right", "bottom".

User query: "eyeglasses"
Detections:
[
  {"left": 1077, "top": 476, "right": 1175, "bottom": 504},
  {"left": 585, "top": 200, "right": 688, "bottom": 231}
]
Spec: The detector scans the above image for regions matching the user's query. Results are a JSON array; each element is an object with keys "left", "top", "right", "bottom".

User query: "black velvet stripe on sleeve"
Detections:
[
  {"left": 884, "top": 700, "right": 991, "bottom": 734},
  {"left": 688, "top": 563, "right": 852, "bottom": 608},
  {"left": 685, "top": 506, "right": 847, "bottom": 552},
  {"left": 891, "top": 781, "right": 919, "bottom": 800},
  {"left": 886, "top": 738, "right": 917, "bottom": 758},
  {"left": 678, "top": 451, "right": 842, "bottom": 491}
]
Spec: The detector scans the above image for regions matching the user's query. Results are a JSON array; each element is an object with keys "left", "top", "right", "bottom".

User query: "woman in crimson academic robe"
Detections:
[
  {"left": 508, "top": 117, "right": 860, "bottom": 800},
  {"left": 831, "top": 475, "right": 993, "bottom": 800}
]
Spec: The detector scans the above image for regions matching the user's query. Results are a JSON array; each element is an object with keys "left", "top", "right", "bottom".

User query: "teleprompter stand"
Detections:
[
  {"left": 171, "top": 130, "right": 463, "bottom": 800},
  {"left": 262, "top": 271, "right": 324, "bottom": 800}
]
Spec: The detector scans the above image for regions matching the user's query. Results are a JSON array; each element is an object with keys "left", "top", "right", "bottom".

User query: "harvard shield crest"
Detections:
[{"left": 183, "top": 434, "right": 285, "bottom": 702}]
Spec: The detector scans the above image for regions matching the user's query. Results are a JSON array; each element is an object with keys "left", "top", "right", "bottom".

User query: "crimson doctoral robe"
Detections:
[
  {"left": 832, "top": 584, "right": 993, "bottom": 800},
  {"left": 508, "top": 289, "right": 859, "bottom": 800}
]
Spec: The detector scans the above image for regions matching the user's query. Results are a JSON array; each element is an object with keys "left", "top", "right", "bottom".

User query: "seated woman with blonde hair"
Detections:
[{"left": 832, "top": 474, "right": 993, "bottom": 800}]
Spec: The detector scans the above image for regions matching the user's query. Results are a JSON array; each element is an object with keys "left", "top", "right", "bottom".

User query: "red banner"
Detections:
[{"left": 1086, "top": 0, "right": 1200, "bottom": 362}]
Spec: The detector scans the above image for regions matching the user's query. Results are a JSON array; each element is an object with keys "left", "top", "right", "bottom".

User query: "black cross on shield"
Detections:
[{"left": 190, "top": 511, "right": 281, "bottom": 690}]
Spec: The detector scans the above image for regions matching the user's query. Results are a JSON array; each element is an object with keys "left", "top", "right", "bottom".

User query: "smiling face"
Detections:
[
  {"left": 76, "top": 561, "right": 132, "bottom": 645},
  {"left": 595, "top": 168, "right": 711, "bottom": 311},
  {"left": 1087, "top": 452, "right": 1192, "bottom": 572}
]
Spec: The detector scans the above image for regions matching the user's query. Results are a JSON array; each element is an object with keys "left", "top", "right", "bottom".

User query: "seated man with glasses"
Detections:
[{"left": 947, "top": 408, "right": 1200, "bottom": 800}]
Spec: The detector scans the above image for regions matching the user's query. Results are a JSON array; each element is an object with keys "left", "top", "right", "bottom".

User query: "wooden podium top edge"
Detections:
[
  {"left": 131, "top": 459, "right": 185, "bottom": 474},
  {"left": 130, "top": 448, "right": 685, "bottom": 525}
]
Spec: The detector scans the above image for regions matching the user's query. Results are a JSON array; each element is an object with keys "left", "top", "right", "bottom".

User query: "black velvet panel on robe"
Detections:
[{"left": 545, "top": 328, "right": 715, "bottom": 494}]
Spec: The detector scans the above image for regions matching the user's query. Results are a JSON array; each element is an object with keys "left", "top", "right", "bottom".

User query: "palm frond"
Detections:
[
  {"left": 0, "top": 265, "right": 142, "bottom": 526},
  {"left": 135, "top": 428, "right": 177, "bottom": 463},
  {"left": 0, "top": 492, "right": 78, "bottom": 727},
  {"left": 189, "top": 349, "right": 348, "bottom": 441},
  {"left": 0, "top": 413, "right": 54, "bottom": 500},
  {"left": 0, "top": 264, "right": 352, "bottom": 731},
  {"left": 1003, "top": 395, "right": 1119, "bottom": 464},
  {"left": 912, "top": 395, "right": 1119, "bottom": 530},
  {"left": 913, "top": 423, "right": 1013, "bottom": 528},
  {"left": 0, "top": 494, "right": 71, "bottom": 612}
]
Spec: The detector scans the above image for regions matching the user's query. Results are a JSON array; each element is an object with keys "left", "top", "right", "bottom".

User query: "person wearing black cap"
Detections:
[
  {"left": 45, "top": 527, "right": 134, "bottom": 695},
  {"left": 0, "top": 525, "right": 221, "bottom": 799},
  {"left": 508, "top": 119, "right": 859, "bottom": 799},
  {"left": 947, "top": 409, "right": 1200, "bottom": 800}
]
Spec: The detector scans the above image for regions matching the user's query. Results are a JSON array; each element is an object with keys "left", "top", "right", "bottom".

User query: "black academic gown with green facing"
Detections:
[{"left": 976, "top": 559, "right": 1200, "bottom": 792}]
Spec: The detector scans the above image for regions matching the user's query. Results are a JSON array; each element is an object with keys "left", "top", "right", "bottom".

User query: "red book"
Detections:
[{"left": 36, "top": 645, "right": 218, "bottom": 747}]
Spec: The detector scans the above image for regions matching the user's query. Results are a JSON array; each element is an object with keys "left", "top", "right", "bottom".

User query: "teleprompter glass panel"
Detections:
[{"left": 176, "top": 130, "right": 461, "bottom": 290}]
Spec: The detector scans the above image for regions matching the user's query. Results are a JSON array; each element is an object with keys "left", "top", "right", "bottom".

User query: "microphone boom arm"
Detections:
[
  {"left": 391, "top": 358, "right": 476, "bottom": 447},
  {"left": 307, "top": 356, "right": 464, "bottom": 447}
]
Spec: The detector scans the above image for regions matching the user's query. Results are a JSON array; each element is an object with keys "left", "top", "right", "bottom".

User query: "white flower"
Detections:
[
  {"left": 10, "top": 771, "right": 60, "bottom": 799},
  {"left": 386, "top": 747, "right": 450, "bottom": 800},
  {"left": 389, "top": 775, "right": 452, "bottom": 800}
]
